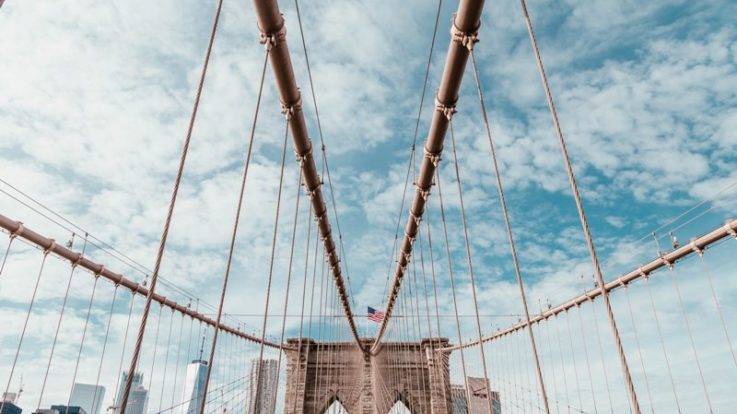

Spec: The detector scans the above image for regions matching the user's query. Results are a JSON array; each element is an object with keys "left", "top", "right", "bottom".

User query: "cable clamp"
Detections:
[
  {"left": 660, "top": 254, "right": 674, "bottom": 270},
  {"left": 281, "top": 100, "right": 300, "bottom": 122},
  {"left": 435, "top": 97, "right": 457, "bottom": 121},
  {"left": 10, "top": 221, "right": 24, "bottom": 239},
  {"left": 43, "top": 240, "right": 56, "bottom": 256},
  {"left": 689, "top": 239, "right": 704, "bottom": 256},
  {"left": 451, "top": 17, "right": 480, "bottom": 51},
  {"left": 410, "top": 212, "right": 422, "bottom": 226},
  {"left": 726, "top": 221, "right": 737, "bottom": 239},
  {"left": 416, "top": 183, "right": 432, "bottom": 201},
  {"left": 295, "top": 139, "right": 312, "bottom": 163},
  {"left": 258, "top": 18, "right": 287, "bottom": 50},
  {"left": 94, "top": 265, "right": 105, "bottom": 278},
  {"left": 72, "top": 253, "right": 84, "bottom": 268},
  {"left": 423, "top": 147, "right": 442, "bottom": 167},
  {"left": 637, "top": 266, "right": 649, "bottom": 279}
]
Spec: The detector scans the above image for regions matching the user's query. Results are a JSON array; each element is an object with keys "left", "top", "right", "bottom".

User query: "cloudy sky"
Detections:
[{"left": 1, "top": 0, "right": 736, "bottom": 412}]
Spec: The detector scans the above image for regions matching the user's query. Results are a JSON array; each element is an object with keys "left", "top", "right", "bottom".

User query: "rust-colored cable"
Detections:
[
  {"left": 435, "top": 167, "right": 474, "bottom": 408},
  {"left": 253, "top": 117, "right": 291, "bottom": 411},
  {"left": 448, "top": 119, "right": 495, "bottom": 414},
  {"left": 199, "top": 44, "right": 271, "bottom": 414},
  {"left": 470, "top": 48, "right": 551, "bottom": 413},
  {"left": 272, "top": 167, "right": 304, "bottom": 411},
  {"left": 518, "top": 0, "right": 639, "bottom": 411},
  {"left": 119, "top": 0, "right": 224, "bottom": 409}
]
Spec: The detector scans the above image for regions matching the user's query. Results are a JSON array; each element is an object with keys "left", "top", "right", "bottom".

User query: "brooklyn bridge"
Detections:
[{"left": 1, "top": 0, "right": 736, "bottom": 413}]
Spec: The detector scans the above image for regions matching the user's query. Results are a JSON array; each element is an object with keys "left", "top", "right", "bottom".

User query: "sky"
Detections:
[{"left": 1, "top": 0, "right": 736, "bottom": 412}]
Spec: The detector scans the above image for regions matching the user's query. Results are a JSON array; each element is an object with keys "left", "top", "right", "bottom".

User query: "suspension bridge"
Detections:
[{"left": 1, "top": 0, "right": 736, "bottom": 413}]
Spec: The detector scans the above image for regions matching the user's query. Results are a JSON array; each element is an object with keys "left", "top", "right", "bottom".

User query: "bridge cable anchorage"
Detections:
[
  {"left": 518, "top": 0, "right": 641, "bottom": 411},
  {"left": 119, "top": 0, "right": 224, "bottom": 410},
  {"left": 253, "top": 0, "right": 361, "bottom": 348},
  {"left": 373, "top": 0, "right": 487, "bottom": 353},
  {"left": 199, "top": 42, "right": 272, "bottom": 414},
  {"left": 253, "top": 117, "right": 291, "bottom": 412},
  {"left": 448, "top": 119, "right": 495, "bottom": 414},
  {"left": 468, "top": 46, "right": 551, "bottom": 413}
]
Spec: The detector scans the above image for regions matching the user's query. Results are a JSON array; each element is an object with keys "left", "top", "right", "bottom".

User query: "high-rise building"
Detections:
[
  {"left": 1, "top": 390, "right": 23, "bottom": 414},
  {"left": 180, "top": 359, "right": 208, "bottom": 414},
  {"left": 112, "top": 372, "right": 148, "bottom": 414},
  {"left": 247, "top": 359, "right": 279, "bottom": 414},
  {"left": 49, "top": 406, "right": 88, "bottom": 414},
  {"left": 0, "top": 402, "right": 22, "bottom": 414},
  {"left": 69, "top": 384, "right": 104, "bottom": 414},
  {"left": 450, "top": 377, "right": 501, "bottom": 414}
]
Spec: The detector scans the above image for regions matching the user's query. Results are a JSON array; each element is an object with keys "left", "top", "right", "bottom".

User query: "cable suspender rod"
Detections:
[
  {"left": 439, "top": 217, "right": 737, "bottom": 351},
  {"left": 0, "top": 213, "right": 285, "bottom": 349},
  {"left": 251, "top": 0, "right": 361, "bottom": 348},
  {"left": 371, "top": 0, "right": 486, "bottom": 352}
]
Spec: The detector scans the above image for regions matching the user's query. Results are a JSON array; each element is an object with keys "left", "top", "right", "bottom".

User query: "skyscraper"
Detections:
[
  {"left": 69, "top": 383, "right": 105, "bottom": 414},
  {"left": 247, "top": 359, "right": 278, "bottom": 414},
  {"left": 180, "top": 359, "right": 208, "bottom": 414},
  {"left": 112, "top": 372, "right": 148, "bottom": 414}
]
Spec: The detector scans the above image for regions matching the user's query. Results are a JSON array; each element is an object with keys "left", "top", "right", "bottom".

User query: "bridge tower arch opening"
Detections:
[{"left": 284, "top": 338, "right": 453, "bottom": 414}]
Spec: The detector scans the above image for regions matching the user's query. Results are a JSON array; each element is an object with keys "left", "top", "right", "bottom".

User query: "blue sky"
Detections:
[{"left": 1, "top": 0, "right": 736, "bottom": 412}]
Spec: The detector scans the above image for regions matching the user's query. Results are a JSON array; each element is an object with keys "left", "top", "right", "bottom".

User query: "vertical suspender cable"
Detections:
[
  {"left": 37, "top": 237, "right": 88, "bottom": 410},
  {"left": 272, "top": 168, "right": 304, "bottom": 411},
  {"left": 448, "top": 121, "right": 494, "bottom": 414},
  {"left": 435, "top": 168, "right": 474, "bottom": 408},
  {"left": 254, "top": 118, "right": 291, "bottom": 412},
  {"left": 469, "top": 48, "right": 550, "bottom": 414},
  {"left": 200, "top": 44, "right": 270, "bottom": 414},
  {"left": 518, "top": 1, "right": 639, "bottom": 411},
  {"left": 120, "top": 0, "right": 224, "bottom": 409},
  {"left": 1, "top": 250, "right": 49, "bottom": 414}
]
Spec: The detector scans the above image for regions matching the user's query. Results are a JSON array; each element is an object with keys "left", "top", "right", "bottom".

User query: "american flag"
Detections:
[{"left": 367, "top": 306, "right": 384, "bottom": 323}]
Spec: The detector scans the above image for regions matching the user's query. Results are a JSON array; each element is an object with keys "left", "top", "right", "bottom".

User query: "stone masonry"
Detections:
[{"left": 284, "top": 338, "right": 452, "bottom": 414}]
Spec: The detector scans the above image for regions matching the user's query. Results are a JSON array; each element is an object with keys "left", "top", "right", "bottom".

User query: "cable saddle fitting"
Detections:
[
  {"left": 451, "top": 17, "right": 480, "bottom": 51},
  {"left": 424, "top": 147, "right": 442, "bottom": 166},
  {"left": 435, "top": 98, "right": 457, "bottom": 121},
  {"left": 258, "top": 19, "right": 286, "bottom": 51}
]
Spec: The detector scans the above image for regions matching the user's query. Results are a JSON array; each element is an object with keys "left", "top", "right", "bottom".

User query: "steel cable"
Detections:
[{"left": 120, "top": 0, "right": 225, "bottom": 408}]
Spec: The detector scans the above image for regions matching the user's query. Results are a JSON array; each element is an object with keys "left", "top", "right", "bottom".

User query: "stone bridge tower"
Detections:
[{"left": 284, "top": 338, "right": 452, "bottom": 414}]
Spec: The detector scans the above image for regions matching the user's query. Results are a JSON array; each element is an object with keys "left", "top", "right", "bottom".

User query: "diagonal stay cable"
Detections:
[
  {"left": 120, "top": 0, "right": 225, "bottom": 410},
  {"left": 293, "top": 0, "right": 361, "bottom": 306},
  {"left": 253, "top": 116, "right": 291, "bottom": 412},
  {"left": 199, "top": 41, "right": 271, "bottom": 414},
  {"left": 518, "top": 0, "right": 640, "bottom": 411},
  {"left": 379, "top": 0, "right": 444, "bottom": 304},
  {"left": 469, "top": 47, "right": 550, "bottom": 413}
]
